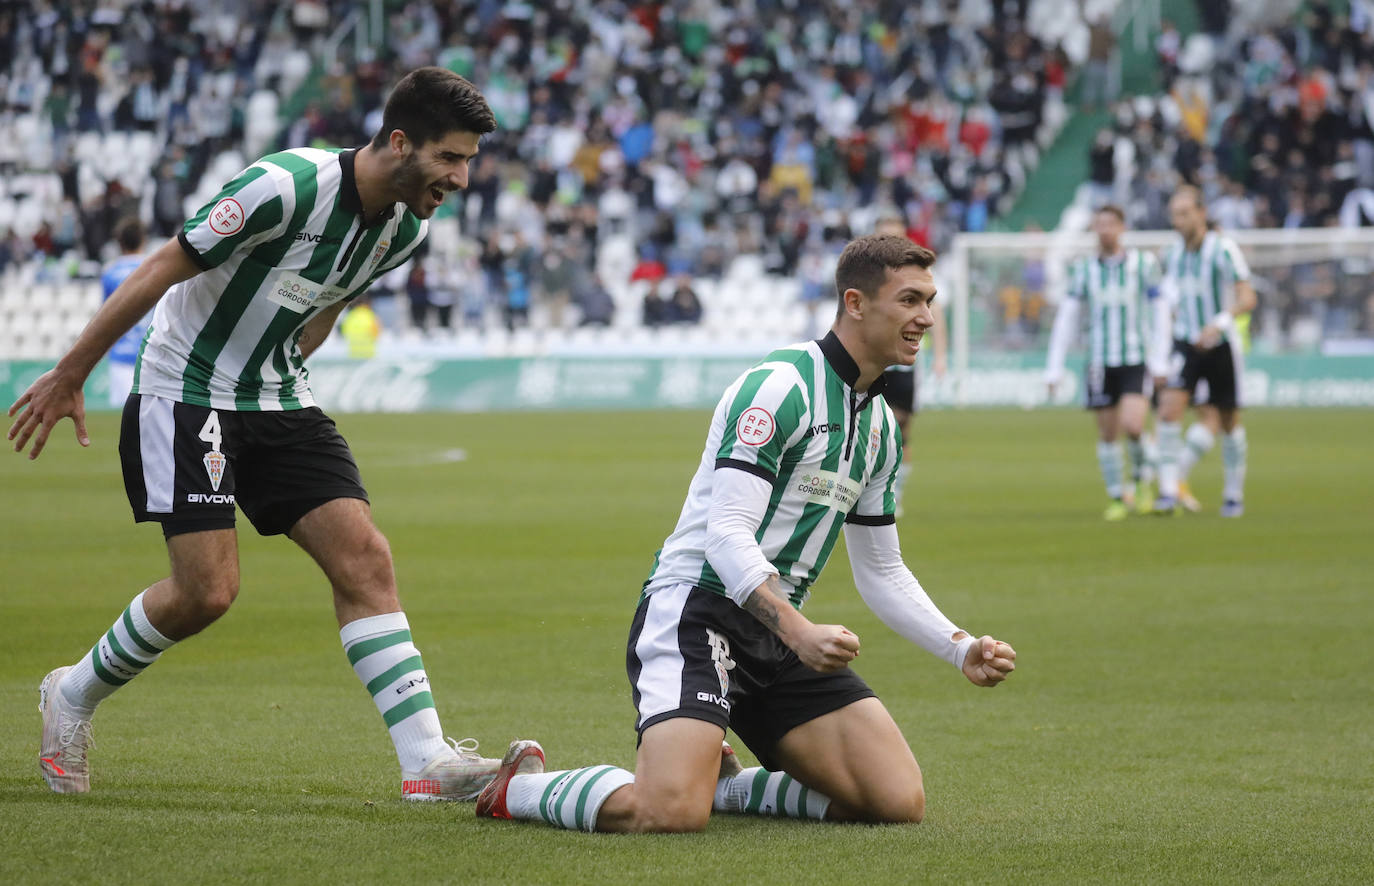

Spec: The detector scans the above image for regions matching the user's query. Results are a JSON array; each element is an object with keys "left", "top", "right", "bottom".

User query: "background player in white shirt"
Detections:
[
  {"left": 1045, "top": 205, "right": 1168, "bottom": 519},
  {"left": 475, "top": 235, "right": 1016, "bottom": 833},
  {"left": 1152, "top": 186, "right": 1257, "bottom": 517}
]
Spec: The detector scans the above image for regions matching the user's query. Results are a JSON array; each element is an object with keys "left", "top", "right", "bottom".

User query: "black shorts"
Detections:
[
  {"left": 1083, "top": 363, "right": 1147, "bottom": 410},
  {"left": 1165, "top": 339, "right": 1242, "bottom": 409},
  {"left": 626, "top": 583, "right": 876, "bottom": 771},
  {"left": 880, "top": 365, "right": 919, "bottom": 416},
  {"left": 118, "top": 394, "right": 368, "bottom": 539}
]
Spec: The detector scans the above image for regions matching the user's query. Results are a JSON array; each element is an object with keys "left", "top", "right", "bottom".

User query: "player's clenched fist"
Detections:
[
  {"left": 961, "top": 635, "right": 1015, "bottom": 687},
  {"left": 792, "top": 623, "right": 860, "bottom": 673}
]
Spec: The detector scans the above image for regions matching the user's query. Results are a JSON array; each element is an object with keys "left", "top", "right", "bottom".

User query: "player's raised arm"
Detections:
[{"left": 7, "top": 237, "right": 201, "bottom": 459}]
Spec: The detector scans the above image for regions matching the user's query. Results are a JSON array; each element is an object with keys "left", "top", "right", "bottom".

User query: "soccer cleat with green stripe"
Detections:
[
  {"left": 1103, "top": 499, "right": 1129, "bottom": 521},
  {"left": 402, "top": 737, "right": 502, "bottom": 802},
  {"left": 475, "top": 739, "right": 546, "bottom": 819},
  {"left": 39, "top": 666, "right": 94, "bottom": 794}
]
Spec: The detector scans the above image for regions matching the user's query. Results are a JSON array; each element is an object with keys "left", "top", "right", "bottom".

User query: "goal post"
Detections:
[{"left": 937, "top": 227, "right": 1374, "bottom": 408}]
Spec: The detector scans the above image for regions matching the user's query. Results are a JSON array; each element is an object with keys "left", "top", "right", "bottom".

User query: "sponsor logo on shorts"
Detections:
[
  {"left": 187, "top": 493, "right": 235, "bottom": 504},
  {"left": 796, "top": 469, "right": 862, "bottom": 510},
  {"left": 203, "top": 451, "right": 226, "bottom": 492},
  {"left": 696, "top": 690, "right": 731, "bottom": 710},
  {"left": 208, "top": 198, "right": 245, "bottom": 236},
  {"left": 735, "top": 407, "right": 775, "bottom": 446}
]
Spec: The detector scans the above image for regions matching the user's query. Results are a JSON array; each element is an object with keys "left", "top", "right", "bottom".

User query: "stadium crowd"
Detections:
[{"left": 1, "top": 0, "right": 1073, "bottom": 333}]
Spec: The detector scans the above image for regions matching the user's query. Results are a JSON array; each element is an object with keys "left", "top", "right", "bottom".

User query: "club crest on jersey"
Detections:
[
  {"left": 202, "top": 451, "right": 226, "bottom": 492},
  {"left": 869, "top": 428, "right": 881, "bottom": 459},
  {"left": 370, "top": 240, "right": 390, "bottom": 266},
  {"left": 706, "top": 628, "right": 735, "bottom": 696},
  {"left": 736, "top": 407, "right": 775, "bottom": 446},
  {"left": 208, "top": 198, "right": 245, "bottom": 236}
]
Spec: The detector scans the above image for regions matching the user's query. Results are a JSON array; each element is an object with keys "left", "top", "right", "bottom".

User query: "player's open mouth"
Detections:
[
  {"left": 902, "top": 333, "right": 921, "bottom": 346},
  {"left": 429, "top": 187, "right": 445, "bottom": 203}
]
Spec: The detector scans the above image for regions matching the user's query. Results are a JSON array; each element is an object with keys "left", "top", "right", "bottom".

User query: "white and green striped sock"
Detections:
[
  {"left": 61, "top": 589, "right": 175, "bottom": 717},
  {"left": 1222, "top": 426, "right": 1247, "bottom": 502},
  {"left": 1157, "top": 421, "right": 1182, "bottom": 497},
  {"left": 1096, "top": 440, "right": 1124, "bottom": 499},
  {"left": 505, "top": 766, "right": 635, "bottom": 832},
  {"left": 1181, "top": 423, "right": 1215, "bottom": 480},
  {"left": 1126, "top": 436, "right": 1146, "bottom": 483},
  {"left": 341, "top": 612, "right": 448, "bottom": 774},
  {"left": 714, "top": 767, "right": 830, "bottom": 820}
]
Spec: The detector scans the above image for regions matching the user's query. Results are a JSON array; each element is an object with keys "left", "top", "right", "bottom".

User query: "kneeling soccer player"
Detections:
[{"left": 476, "top": 235, "right": 1016, "bottom": 832}]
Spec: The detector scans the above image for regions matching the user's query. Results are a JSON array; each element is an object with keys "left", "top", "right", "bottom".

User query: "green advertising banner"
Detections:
[{"left": 4, "top": 354, "right": 1374, "bottom": 412}]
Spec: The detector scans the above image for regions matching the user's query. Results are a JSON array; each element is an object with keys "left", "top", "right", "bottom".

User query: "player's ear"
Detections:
[
  {"left": 842, "top": 287, "right": 865, "bottom": 320},
  {"left": 388, "top": 129, "right": 409, "bottom": 156}
]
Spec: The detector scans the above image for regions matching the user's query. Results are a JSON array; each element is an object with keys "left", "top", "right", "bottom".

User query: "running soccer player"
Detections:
[
  {"left": 872, "top": 215, "right": 945, "bottom": 518},
  {"left": 10, "top": 67, "right": 507, "bottom": 799},
  {"left": 1045, "top": 205, "right": 1167, "bottom": 520},
  {"left": 101, "top": 217, "right": 149, "bottom": 407},
  {"left": 475, "top": 235, "right": 1016, "bottom": 833},
  {"left": 1152, "top": 186, "right": 1257, "bottom": 517}
]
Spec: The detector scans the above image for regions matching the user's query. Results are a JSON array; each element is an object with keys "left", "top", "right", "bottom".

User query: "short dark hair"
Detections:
[
  {"left": 370, "top": 67, "right": 496, "bottom": 149},
  {"left": 1096, "top": 204, "right": 1125, "bottom": 222},
  {"left": 1172, "top": 184, "right": 1205, "bottom": 210},
  {"left": 835, "top": 234, "right": 936, "bottom": 301},
  {"left": 114, "top": 216, "right": 144, "bottom": 253}
]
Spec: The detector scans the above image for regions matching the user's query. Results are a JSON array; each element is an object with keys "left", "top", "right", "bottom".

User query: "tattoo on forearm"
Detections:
[{"left": 743, "top": 578, "right": 785, "bottom": 633}]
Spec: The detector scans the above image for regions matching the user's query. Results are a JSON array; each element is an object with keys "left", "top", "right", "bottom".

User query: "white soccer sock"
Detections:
[
  {"left": 1140, "top": 433, "right": 1159, "bottom": 484},
  {"left": 61, "top": 589, "right": 175, "bottom": 718},
  {"left": 1180, "top": 423, "right": 1215, "bottom": 480},
  {"left": 1156, "top": 421, "right": 1183, "bottom": 497},
  {"left": 506, "top": 766, "right": 635, "bottom": 832},
  {"left": 1096, "top": 440, "right": 1124, "bottom": 499},
  {"left": 713, "top": 767, "right": 830, "bottom": 820},
  {"left": 1222, "top": 426, "right": 1247, "bottom": 502},
  {"left": 893, "top": 462, "right": 912, "bottom": 510},
  {"left": 341, "top": 611, "right": 449, "bottom": 774},
  {"left": 1126, "top": 436, "right": 1146, "bottom": 484}
]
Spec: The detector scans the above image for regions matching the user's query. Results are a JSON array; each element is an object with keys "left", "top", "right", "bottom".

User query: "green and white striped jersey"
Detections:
[
  {"left": 134, "top": 148, "right": 427, "bottom": 410},
  {"left": 643, "top": 333, "right": 902, "bottom": 610},
  {"left": 1160, "top": 231, "right": 1251, "bottom": 344},
  {"left": 1064, "top": 249, "right": 1162, "bottom": 367}
]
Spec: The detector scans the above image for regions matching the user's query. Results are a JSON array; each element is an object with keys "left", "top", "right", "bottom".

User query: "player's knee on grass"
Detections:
[
  {"left": 830, "top": 769, "right": 925, "bottom": 824},
  {"left": 635, "top": 792, "right": 712, "bottom": 833}
]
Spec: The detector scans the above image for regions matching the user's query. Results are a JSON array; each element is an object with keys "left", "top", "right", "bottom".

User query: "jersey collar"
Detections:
[
  {"left": 817, "top": 331, "right": 888, "bottom": 400},
  {"left": 338, "top": 148, "right": 397, "bottom": 227}
]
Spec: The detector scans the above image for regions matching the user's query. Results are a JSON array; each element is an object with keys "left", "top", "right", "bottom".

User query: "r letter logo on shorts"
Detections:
[{"left": 706, "top": 628, "right": 736, "bottom": 696}]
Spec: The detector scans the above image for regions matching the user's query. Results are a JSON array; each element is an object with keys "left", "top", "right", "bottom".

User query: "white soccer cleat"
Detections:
[
  {"left": 1178, "top": 482, "right": 1202, "bottom": 514},
  {"left": 475, "top": 739, "right": 546, "bottom": 819},
  {"left": 402, "top": 737, "right": 502, "bottom": 802},
  {"left": 39, "top": 666, "right": 94, "bottom": 794}
]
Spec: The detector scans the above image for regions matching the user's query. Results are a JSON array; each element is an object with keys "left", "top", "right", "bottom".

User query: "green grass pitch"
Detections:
[{"left": 2, "top": 407, "right": 1371, "bottom": 884}]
